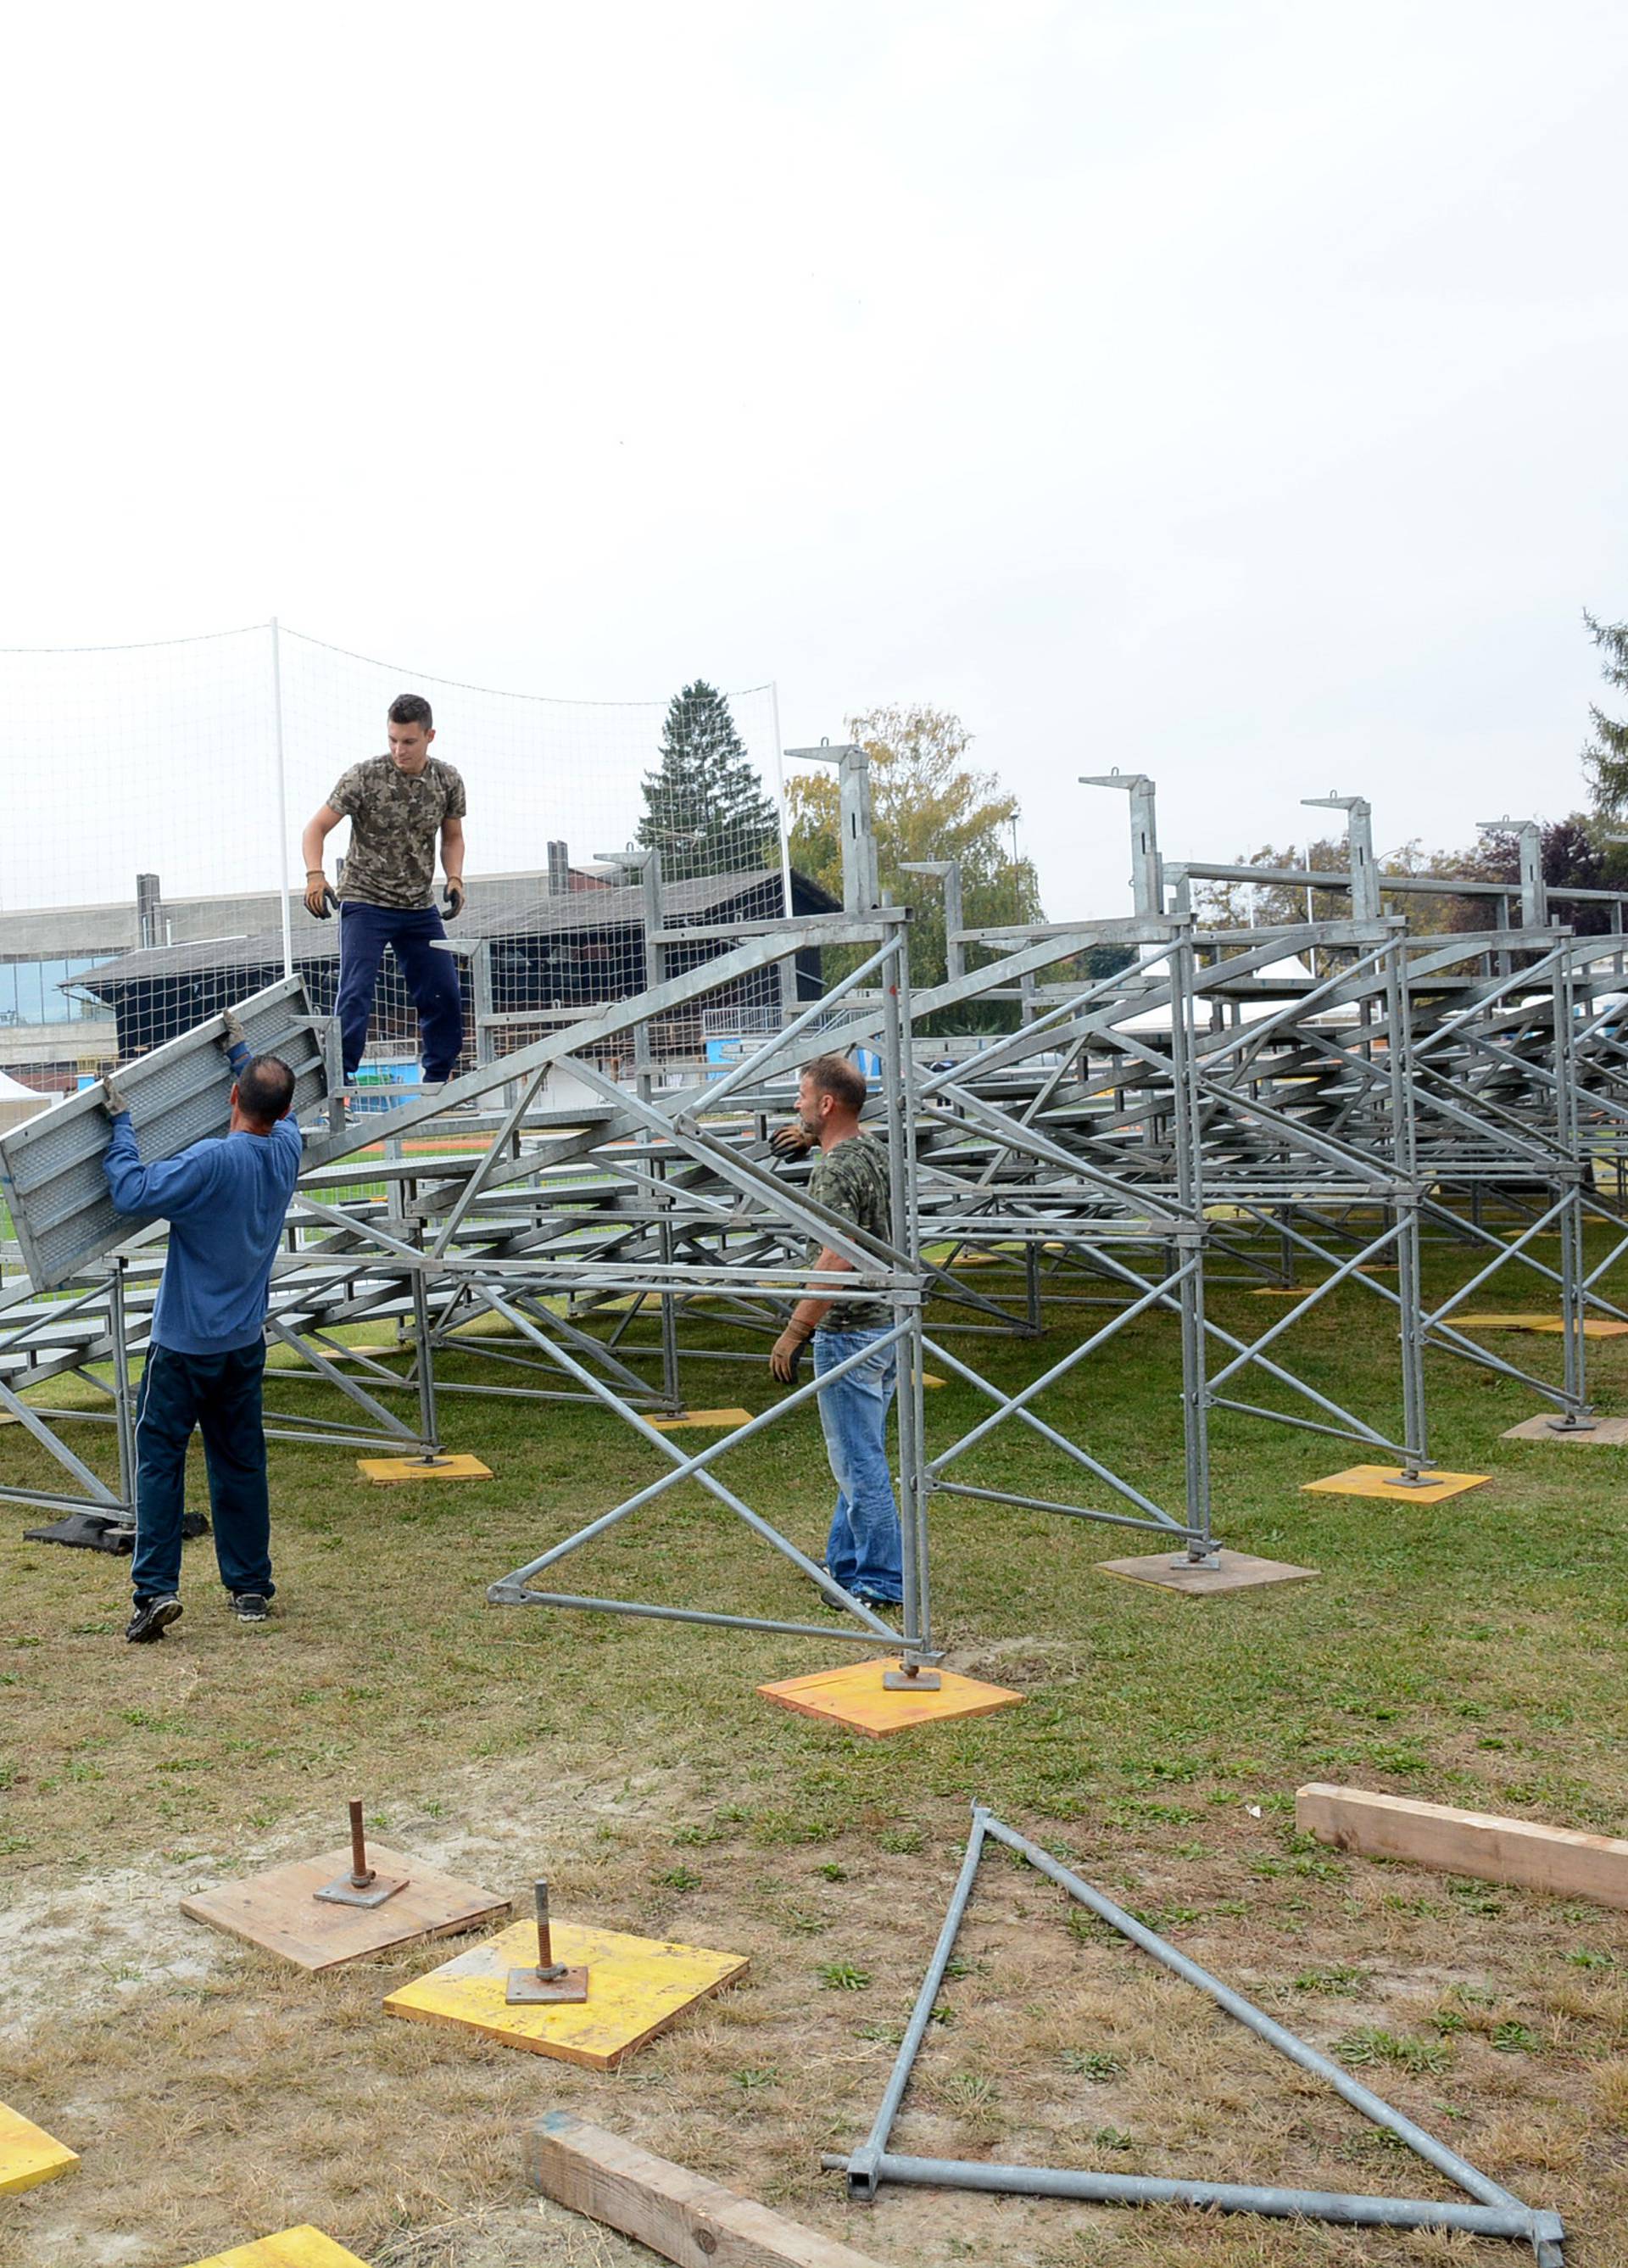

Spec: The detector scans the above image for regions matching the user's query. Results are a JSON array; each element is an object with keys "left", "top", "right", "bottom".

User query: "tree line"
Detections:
[
  {"left": 1195, "top": 612, "right": 1628, "bottom": 934},
  {"left": 635, "top": 681, "right": 1041, "bottom": 1000},
  {"left": 635, "top": 609, "right": 1628, "bottom": 973}
]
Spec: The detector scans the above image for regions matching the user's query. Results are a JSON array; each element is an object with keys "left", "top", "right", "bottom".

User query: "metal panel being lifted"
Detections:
[{"left": 0, "top": 977, "right": 328, "bottom": 1292}]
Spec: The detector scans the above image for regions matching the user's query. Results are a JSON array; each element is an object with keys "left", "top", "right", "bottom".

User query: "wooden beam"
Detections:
[
  {"left": 527, "top": 2111, "right": 894, "bottom": 2268},
  {"left": 1296, "top": 1783, "right": 1628, "bottom": 1908}
]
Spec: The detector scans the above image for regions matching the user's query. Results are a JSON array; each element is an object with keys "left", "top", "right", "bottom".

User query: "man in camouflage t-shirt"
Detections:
[
  {"left": 768, "top": 1053, "right": 903, "bottom": 1606},
  {"left": 300, "top": 693, "right": 468, "bottom": 1086}
]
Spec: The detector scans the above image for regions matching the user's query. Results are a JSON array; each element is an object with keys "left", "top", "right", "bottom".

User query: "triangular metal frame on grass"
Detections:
[{"left": 824, "top": 1805, "right": 1565, "bottom": 2262}]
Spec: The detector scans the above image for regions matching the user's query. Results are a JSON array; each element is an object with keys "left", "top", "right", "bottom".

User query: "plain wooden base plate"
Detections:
[
  {"left": 1503, "top": 1413, "right": 1628, "bottom": 1444},
  {"left": 1096, "top": 1548, "right": 1319, "bottom": 1595},
  {"left": 180, "top": 1845, "right": 510, "bottom": 1971}
]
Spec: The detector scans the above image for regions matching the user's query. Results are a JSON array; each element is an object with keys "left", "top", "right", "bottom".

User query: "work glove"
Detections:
[
  {"left": 768, "top": 1122, "right": 815, "bottom": 1160},
  {"left": 770, "top": 1320, "right": 815, "bottom": 1383},
  {"left": 221, "top": 1008, "right": 248, "bottom": 1052},
  {"left": 101, "top": 1075, "right": 131, "bottom": 1116},
  {"left": 443, "top": 878, "right": 466, "bottom": 920},
  {"left": 304, "top": 870, "right": 337, "bottom": 919}
]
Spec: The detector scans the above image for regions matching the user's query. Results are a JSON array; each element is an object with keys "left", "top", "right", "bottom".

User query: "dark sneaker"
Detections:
[
  {"left": 125, "top": 1595, "right": 181, "bottom": 1644},
  {"left": 230, "top": 1592, "right": 270, "bottom": 1624}
]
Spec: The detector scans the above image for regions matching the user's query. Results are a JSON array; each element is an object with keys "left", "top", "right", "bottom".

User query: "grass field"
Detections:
[{"left": 3, "top": 1241, "right": 1628, "bottom": 2267}]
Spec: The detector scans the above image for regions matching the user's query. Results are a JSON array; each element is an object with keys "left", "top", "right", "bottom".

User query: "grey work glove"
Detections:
[
  {"left": 443, "top": 878, "right": 466, "bottom": 920},
  {"left": 221, "top": 1008, "right": 248, "bottom": 1052},
  {"left": 304, "top": 870, "right": 337, "bottom": 919},
  {"left": 101, "top": 1075, "right": 131, "bottom": 1115},
  {"left": 768, "top": 1122, "right": 815, "bottom": 1160}
]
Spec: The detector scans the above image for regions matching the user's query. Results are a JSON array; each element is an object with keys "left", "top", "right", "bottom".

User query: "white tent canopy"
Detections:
[{"left": 1118, "top": 955, "right": 1358, "bottom": 1035}]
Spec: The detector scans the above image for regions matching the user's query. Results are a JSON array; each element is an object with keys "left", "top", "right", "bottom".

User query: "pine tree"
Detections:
[
  {"left": 1583, "top": 611, "right": 1628, "bottom": 813},
  {"left": 637, "top": 681, "right": 779, "bottom": 879}
]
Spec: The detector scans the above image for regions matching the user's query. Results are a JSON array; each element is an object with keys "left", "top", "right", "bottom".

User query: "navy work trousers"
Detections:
[
  {"left": 131, "top": 1342, "right": 275, "bottom": 1600},
  {"left": 335, "top": 901, "right": 466, "bottom": 1081}
]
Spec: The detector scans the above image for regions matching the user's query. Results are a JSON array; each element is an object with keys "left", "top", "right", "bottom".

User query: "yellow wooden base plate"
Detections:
[
  {"left": 1302, "top": 1464, "right": 1491, "bottom": 1502},
  {"left": 1251, "top": 1269, "right": 1397, "bottom": 1297},
  {"left": 181, "top": 1845, "right": 510, "bottom": 1971},
  {"left": 183, "top": 2230, "right": 370, "bottom": 2268},
  {"left": 355, "top": 1453, "right": 493, "bottom": 1483},
  {"left": 1449, "top": 1314, "right": 1628, "bottom": 1336},
  {"left": 648, "top": 1408, "right": 754, "bottom": 1431},
  {"left": 0, "top": 2102, "right": 77, "bottom": 2196},
  {"left": 1097, "top": 1548, "right": 1319, "bottom": 1595},
  {"left": 383, "top": 1918, "right": 747, "bottom": 2068},
  {"left": 757, "top": 1657, "right": 1023, "bottom": 1737}
]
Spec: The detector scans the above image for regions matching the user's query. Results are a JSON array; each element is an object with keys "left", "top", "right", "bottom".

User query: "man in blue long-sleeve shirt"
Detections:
[{"left": 102, "top": 1017, "right": 302, "bottom": 1642}]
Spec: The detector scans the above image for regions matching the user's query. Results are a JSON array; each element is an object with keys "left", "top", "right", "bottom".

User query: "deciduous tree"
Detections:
[{"left": 785, "top": 705, "right": 1044, "bottom": 1025}]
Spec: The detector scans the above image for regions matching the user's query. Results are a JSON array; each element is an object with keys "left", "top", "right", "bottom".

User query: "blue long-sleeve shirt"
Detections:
[{"left": 103, "top": 1042, "right": 303, "bottom": 1355}]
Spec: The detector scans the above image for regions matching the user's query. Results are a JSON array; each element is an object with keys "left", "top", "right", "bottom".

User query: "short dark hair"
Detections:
[
  {"left": 387, "top": 692, "right": 433, "bottom": 730},
  {"left": 802, "top": 1052, "right": 868, "bottom": 1114},
  {"left": 237, "top": 1054, "right": 295, "bottom": 1124}
]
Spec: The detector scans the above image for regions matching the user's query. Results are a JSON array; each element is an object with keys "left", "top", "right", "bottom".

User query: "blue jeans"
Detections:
[
  {"left": 814, "top": 1327, "right": 903, "bottom": 1604},
  {"left": 131, "top": 1343, "right": 275, "bottom": 1600},
  {"left": 336, "top": 901, "right": 465, "bottom": 1081}
]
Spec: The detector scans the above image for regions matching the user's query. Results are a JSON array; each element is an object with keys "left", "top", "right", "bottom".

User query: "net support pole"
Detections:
[
  {"left": 771, "top": 682, "right": 798, "bottom": 1020},
  {"left": 771, "top": 680, "right": 794, "bottom": 922},
  {"left": 270, "top": 617, "right": 294, "bottom": 981}
]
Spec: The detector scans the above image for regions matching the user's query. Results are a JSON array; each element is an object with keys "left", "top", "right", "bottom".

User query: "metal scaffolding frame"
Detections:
[{"left": 3, "top": 757, "right": 1628, "bottom": 1625}]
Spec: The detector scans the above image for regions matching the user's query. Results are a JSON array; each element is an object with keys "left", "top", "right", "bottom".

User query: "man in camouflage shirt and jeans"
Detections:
[
  {"left": 300, "top": 693, "right": 467, "bottom": 1087},
  {"left": 769, "top": 1053, "right": 903, "bottom": 1606}
]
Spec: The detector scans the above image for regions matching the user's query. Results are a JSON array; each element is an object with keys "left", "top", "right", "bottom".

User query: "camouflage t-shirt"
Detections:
[
  {"left": 327, "top": 756, "right": 466, "bottom": 912},
  {"left": 806, "top": 1131, "right": 893, "bottom": 1333}
]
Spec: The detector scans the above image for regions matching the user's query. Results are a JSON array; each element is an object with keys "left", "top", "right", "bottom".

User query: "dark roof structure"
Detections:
[
  {"left": 80, "top": 868, "right": 840, "bottom": 1060},
  {"left": 80, "top": 869, "right": 837, "bottom": 992}
]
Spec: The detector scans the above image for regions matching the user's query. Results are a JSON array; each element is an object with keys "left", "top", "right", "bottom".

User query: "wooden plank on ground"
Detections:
[
  {"left": 1297, "top": 1783, "right": 1628, "bottom": 1908},
  {"left": 527, "top": 2110, "right": 894, "bottom": 2267}
]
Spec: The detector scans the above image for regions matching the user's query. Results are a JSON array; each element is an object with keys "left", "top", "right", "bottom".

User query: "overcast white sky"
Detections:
[{"left": 3, "top": 1, "right": 1625, "bottom": 916}]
